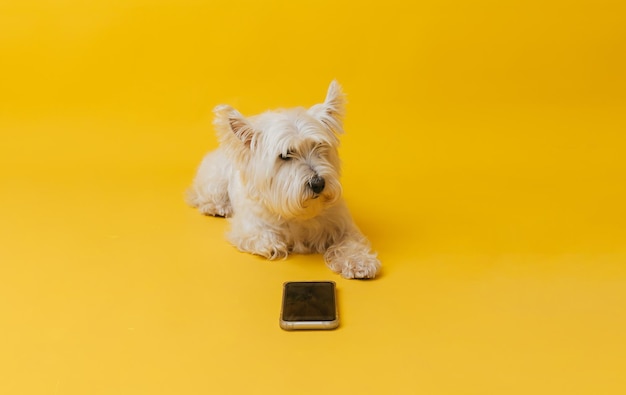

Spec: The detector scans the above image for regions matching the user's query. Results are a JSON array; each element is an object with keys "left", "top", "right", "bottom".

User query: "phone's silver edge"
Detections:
[{"left": 279, "top": 318, "right": 340, "bottom": 331}]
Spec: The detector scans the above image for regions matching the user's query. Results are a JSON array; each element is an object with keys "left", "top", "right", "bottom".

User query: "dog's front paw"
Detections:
[
  {"left": 186, "top": 188, "right": 233, "bottom": 217},
  {"left": 324, "top": 241, "right": 381, "bottom": 279},
  {"left": 230, "top": 230, "right": 289, "bottom": 260},
  {"left": 197, "top": 201, "right": 233, "bottom": 217}
]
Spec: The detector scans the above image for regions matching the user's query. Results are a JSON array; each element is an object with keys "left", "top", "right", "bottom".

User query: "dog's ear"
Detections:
[
  {"left": 309, "top": 80, "right": 346, "bottom": 134},
  {"left": 213, "top": 104, "right": 255, "bottom": 146}
]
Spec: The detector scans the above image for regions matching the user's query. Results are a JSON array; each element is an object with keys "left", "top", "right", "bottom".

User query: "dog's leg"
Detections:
[
  {"left": 228, "top": 219, "right": 289, "bottom": 260},
  {"left": 324, "top": 229, "right": 381, "bottom": 279},
  {"left": 185, "top": 150, "right": 233, "bottom": 217}
]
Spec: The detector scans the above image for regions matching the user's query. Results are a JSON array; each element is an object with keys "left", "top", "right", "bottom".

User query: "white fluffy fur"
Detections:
[{"left": 186, "top": 81, "right": 381, "bottom": 279}]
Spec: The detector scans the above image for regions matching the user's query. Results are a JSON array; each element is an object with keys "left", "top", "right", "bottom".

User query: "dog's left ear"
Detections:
[
  {"left": 214, "top": 104, "right": 255, "bottom": 147},
  {"left": 309, "top": 80, "right": 346, "bottom": 134}
]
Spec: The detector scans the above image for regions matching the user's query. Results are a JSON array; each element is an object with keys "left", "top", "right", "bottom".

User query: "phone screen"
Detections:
[{"left": 281, "top": 281, "right": 337, "bottom": 322}]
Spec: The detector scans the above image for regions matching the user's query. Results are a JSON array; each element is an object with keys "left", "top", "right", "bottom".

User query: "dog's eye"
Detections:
[{"left": 279, "top": 153, "right": 292, "bottom": 161}]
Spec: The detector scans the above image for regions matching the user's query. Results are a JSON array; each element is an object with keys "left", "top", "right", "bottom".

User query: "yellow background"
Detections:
[{"left": 1, "top": 0, "right": 625, "bottom": 394}]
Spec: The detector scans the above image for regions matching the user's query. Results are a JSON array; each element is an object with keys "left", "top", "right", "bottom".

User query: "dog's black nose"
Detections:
[{"left": 308, "top": 176, "right": 325, "bottom": 194}]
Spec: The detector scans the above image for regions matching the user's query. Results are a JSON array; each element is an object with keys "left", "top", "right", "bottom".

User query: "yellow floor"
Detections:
[{"left": 2, "top": 1, "right": 626, "bottom": 394}]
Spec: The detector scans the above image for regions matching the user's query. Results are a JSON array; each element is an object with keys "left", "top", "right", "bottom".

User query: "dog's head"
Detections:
[{"left": 214, "top": 81, "right": 346, "bottom": 219}]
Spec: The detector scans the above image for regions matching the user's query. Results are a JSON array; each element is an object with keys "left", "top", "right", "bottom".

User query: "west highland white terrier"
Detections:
[{"left": 186, "top": 81, "right": 381, "bottom": 279}]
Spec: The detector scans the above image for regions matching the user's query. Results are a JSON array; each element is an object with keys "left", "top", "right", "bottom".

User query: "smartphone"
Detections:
[{"left": 280, "top": 281, "right": 339, "bottom": 330}]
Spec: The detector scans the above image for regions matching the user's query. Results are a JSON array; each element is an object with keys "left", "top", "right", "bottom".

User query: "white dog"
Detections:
[{"left": 186, "top": 81, "right": 380, "bottom": 279}]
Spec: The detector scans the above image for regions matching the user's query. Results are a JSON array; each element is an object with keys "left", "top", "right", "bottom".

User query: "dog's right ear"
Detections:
[
  {"left": 213, "top": 104, "right": 254, "bottom": 146},
  {"left": 308, "top": 80, "right": 347, "bottom": 134}
]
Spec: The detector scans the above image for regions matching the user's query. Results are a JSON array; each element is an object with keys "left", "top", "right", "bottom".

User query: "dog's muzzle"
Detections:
[{"left": 308, "top": 175, "right": 325, "bottom": 194}]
